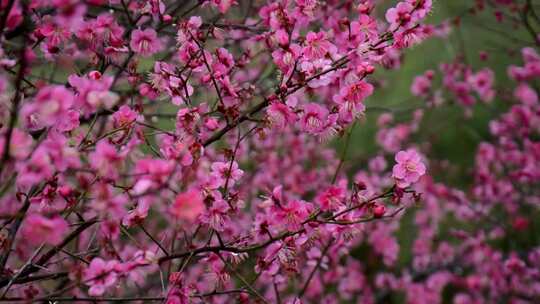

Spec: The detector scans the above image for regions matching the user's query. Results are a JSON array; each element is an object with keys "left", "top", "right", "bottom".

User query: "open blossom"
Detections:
[
  {"left": 386, "top": 2, "right": 414, "bottom": 30},
  {"left": 21, "top": 214, "right": 68, "bottom": 246},
  {"left": 408, "top": 0, "right": 433, "bottom": 19},
  {"left": 0, "top": 128, "right": 33, "bottom": 160},
  {"left": 113, "top": 105, "right": 141, "bottom": 128},
  {"left": 302, "top": 31, "right": 335, "bottom": 59},
  {"left": 89, "top": 141, "right": 125, "bottom": 180},
  {"left": 21, "top": 85, "right": 75, "bottom": 130},
  {"left": 170, "top": 189, "right": 206, "bottom": 221},
  {"left": 130, "top": 29, "right": 162, "bottom": 56},
  {"left": 84, "top": 258, "right": 119, "bottom": 296},
  {"left": 411, "top": 70, "right": 434, "bottom": 97},
  {"left": 210, "top": 161, "right": 244, "bottom": 188},
  {"left": 468, "top": 68, "right": 495, "bottom": 102},
  {"left": 514, "top": 83, "right": 538, "bottom": 105},
  {"left": 2, "top": 1, "right": 535, "bottom": 303},
  {"left": 299, "top": 103, "right": 338, "bottom": 139},
  {"left": 300, "top": 58, "right": 336, "bottom": 88},
  {"left": 316, "top": 182, "right": 347, "bottom": 211},
  {"left": 68, "top": 72, "right": 114, "bottom": 115},
  {"left": 266, "top": 101, "right": 297, "bottom": 129},
  {"left": 392, "top": 149, "right": 427, "bottom": 188},
  {"left": 333, "top": 80, "right": 374, "bottom": 121},
  {"left": 209, "top": 0, "right": 236, "bottom": 13},
  {"left": 273, "top": 200, "right": 313, "bottom": 230}
]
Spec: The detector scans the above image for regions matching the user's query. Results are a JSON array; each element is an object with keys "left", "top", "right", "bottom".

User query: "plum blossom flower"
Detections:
[
  {"left": 386, "top": 2, "right": 414, "bottom": 30},
  {"left": 130, "top": 29, "right": 162, "bottom": 56},
  {"left": 122, "top": 200, "right": 150, "bottom": 227},
  {"left": 210, "top": 161, "right": 244, "bottom": 189},
  {"left": 170, "top": 189, "right": 206, "bottom": 221},
  {"left": 411, "top": 70, "right": 434, "bottom": 97},
  {"left": 299, "top": 103, "right": 338, "bottom": 139},
  {"left": 21, "top": 85, "right": 75, "bottom": 130},
  {"left": 468, "top": 68, "right": 495, "bottom": 103},
  {"left": 112, "top": 105, "right": 141, "bottom": 128},
  {"left": 266, "top": 102, "right": 297, "bottom": 129},
  {"left": 514, "top": 83, "right": 538, "bottom": 106},
  {"left": 89, "top": 141, "right": 126, "bottom": 180},
  {"left": 408, "top": 0, "right": 433, "bottom": 19},
  {"left": 333, "top": 80, "right": 374, "bottom": 121},
  {"left": 273, "top": 200, "right": 312, "bottom": 230},
  {"left": 300, "top": 58, "right": 336, "bottom": 88},
  {"left": 302, "top": 31, "right": 335, "bottom": 59},
  {"left": 392, "top": 149, "right": 427, "bottom": 188},
  {"left": 21, "top": 214, "right": 68, "bottom": 246},
  {"left": 200, "top": 198, "right": 230, "bottom": 231},
  {"left": 0, "top": 128, "right": 33, "bottom": 160},
  {"left": 316, "top": 182, "right": 347, "bottom": 211},
  {"left": 350, "top": 15, "right": 378, "bottom": 43},
  {"left": 209, "top": 0, "right": 236, "bottom": 13},
  {"left": 84, "top": 258, "right": 119, "bottom": 296},
  {"left": 68, "top": 72, "right": 115, "bottom": 115}
]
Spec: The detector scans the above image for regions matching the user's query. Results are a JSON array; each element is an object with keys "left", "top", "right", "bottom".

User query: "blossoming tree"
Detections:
[{"left": 0, "top": 0, "right": 538, "bottom": 303}]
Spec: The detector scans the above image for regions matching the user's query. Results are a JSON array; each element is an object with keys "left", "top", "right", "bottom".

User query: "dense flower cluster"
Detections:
[{"left": 0, "top": 0, "right": 538, "bottom": 303}]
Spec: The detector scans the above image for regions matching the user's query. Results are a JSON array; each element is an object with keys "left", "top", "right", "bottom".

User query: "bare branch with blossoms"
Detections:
[{"left": 0, "top": 0, "right": 538, "bottom": 303}]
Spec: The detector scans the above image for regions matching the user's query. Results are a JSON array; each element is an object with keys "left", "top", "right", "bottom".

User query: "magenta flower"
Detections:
[
  {"left": 210, "top": 161, "right": 244, "bottom": 188},
  {"left": 392, "top": 149, "right": 426, "bottom": 188},
  {"left": 112, "top": 105, "right": 140, "bottom": 128},
  {"left": 170, "top": 189, "right": 206, "bottom": 222},
  {"left": 89, "top": 141, "right": 125, "bottom": 180},
  {"left": 84, "top": 258, "right": 119, "bottom": 296},
  {"left": 273, "top": 200, "right": 312, "bottom": 230},
  {"left": 21, "top": 214, "right": 68, "bottom": 246},
  {"left": 266, "top": 102, "right": 297, "bottom": 129},
  {"left": 298, "top": 103, "right": 338, "bottom": 141},
  {"left": 385, "top": 2, "right": 414, "bottom": 30},
  {"left": 130, "top": 29, "right": 162, "bottom": 57},
  {"left": 333, "top": 80, "right": 374, "bottom": 121},
  {"left": 21, "top": 85, "right": 75, "bottom": 130},
  {"left": 302, "top": 31, "right": 335, "bottom": 59}
]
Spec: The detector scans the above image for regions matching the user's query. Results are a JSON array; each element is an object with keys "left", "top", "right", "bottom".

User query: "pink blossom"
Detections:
[
  {"left": 299, "top": 103, "right": 338, "bottom": 139},
  {"left": 200, "top": 198, "right": 230, "bottom": 231},
  {"left": 392, "top": 149, "right": 427, "bottom": 188},
  {"left": 130, "top": 29, "right": 162, "bottom": 56},
  {"left": 209, "top": 0, "right": 236, "bottom": 13},
  {"left": 273, "top": 200, "right": 312, "bottom": 230},
  {"left": 113, "top": 105, "right": 140, "bottom": 128},
  {"left": 170, "top": 189, "right": 206, "bottom": 221},
  {"left": 210, "top": 161, "right": 244, "bottom": 189},
  {"left": 0, "top": 128, "right": 33, "bottom": 160},
  {"left": 84, "top": 258, "right": 119, "bottom": 296},
  {"left": 411, "top": 70, "right": 434, "bottom": 97},
  {"left": 266, "top": 102, "right": 297, "bottom": 129},
  {"left": 350, "top": 15, "right": 378, "bottom": 43},
  {"left": 408, "top": 0, "right": 433, "bottom": 19},
  {"left": 68, "top": 72, "right": 114, "bottom": 115},
  {"left": 386, "top": 2, "right": 414, "bottom": 30},
  {"left": 333, "top": 80, "right": 374, "bottom": 121},
  {"left": 89, "top": 141, "right": 125, "bottom": 180},
  {"left": 514, "top": 83, "right": 538, "bottom": 105},
  {"left": 316, "top": 183, "right": 346, "bottom": 211},
  {"left": 302, "top": 31, "right": 335, "bottom": 59},
  {"left": 468, "top": 68, "right": 495, "bottom": 102},
  {"left": 21, "top": 85, "right": 75, "bottom": 130},
  {"left": 21, "top": 214, "right": 68, "bottom": 246}
]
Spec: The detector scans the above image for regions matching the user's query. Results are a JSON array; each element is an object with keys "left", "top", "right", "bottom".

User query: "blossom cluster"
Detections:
[{"left": 0, "top": 0, "right": 538, "bottom": 303}]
